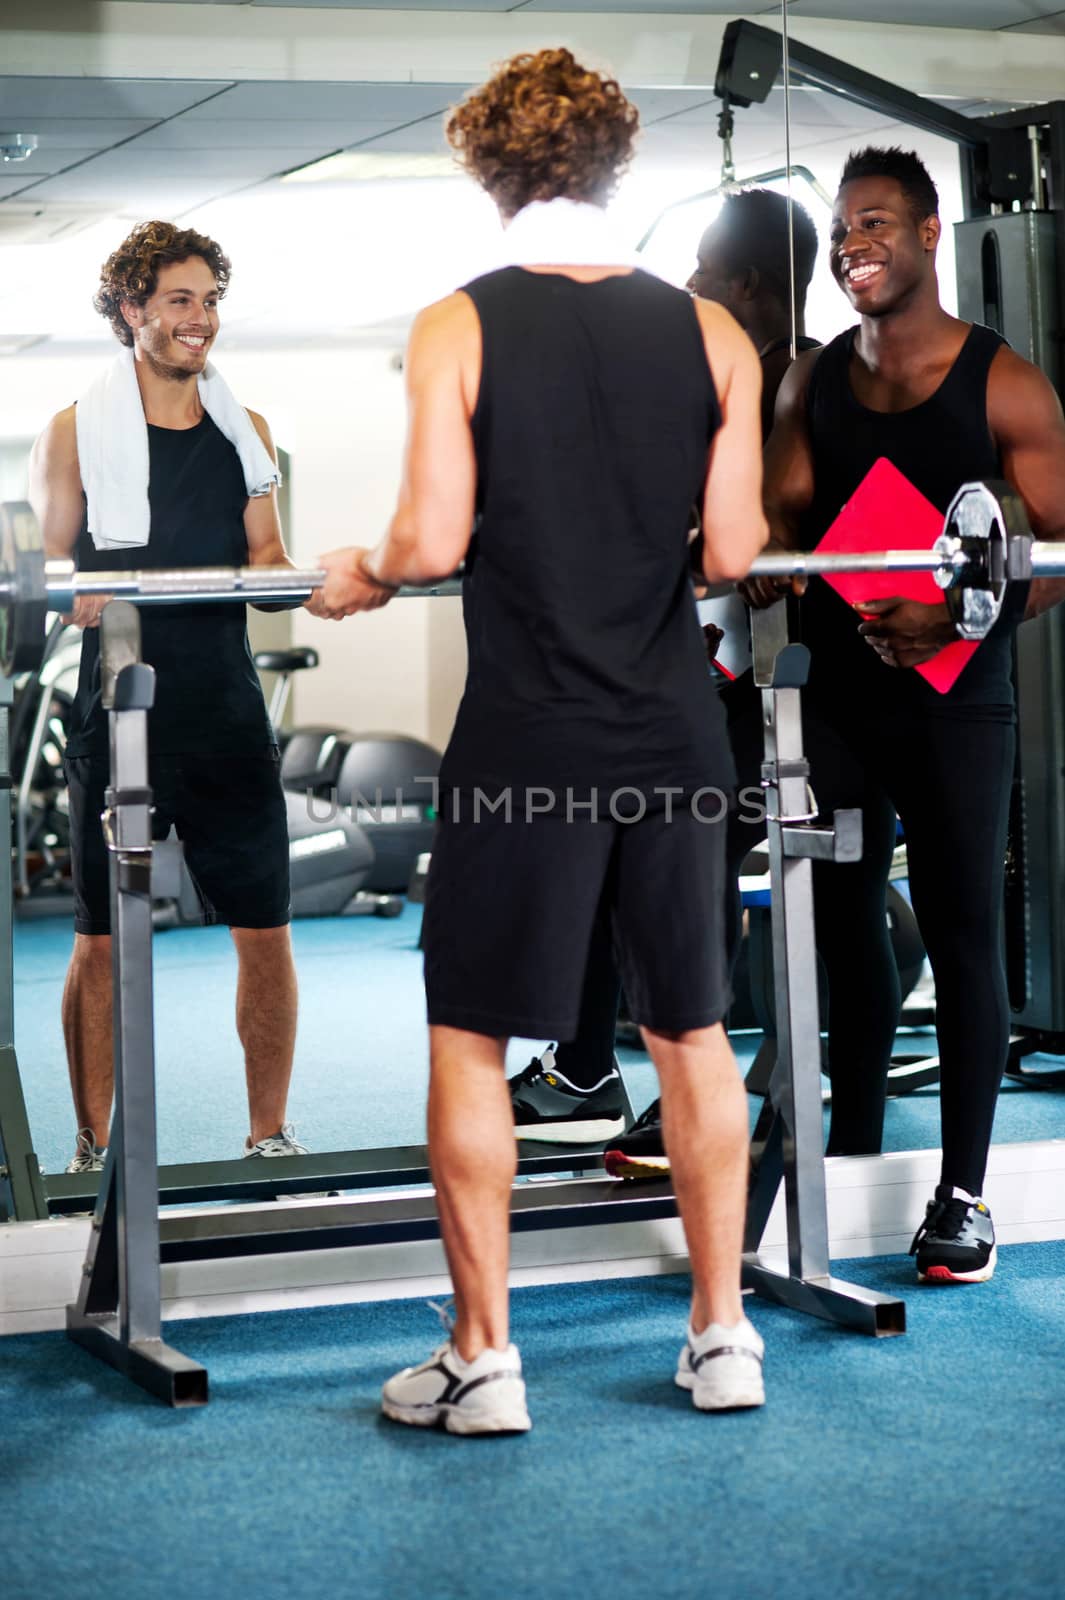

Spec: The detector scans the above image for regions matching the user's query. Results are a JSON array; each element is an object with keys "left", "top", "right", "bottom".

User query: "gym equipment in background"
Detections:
[
  {"left": 334, "top": 734, "right": 440, "bottom": 893},
  {"left": 10, "top": 616, "right": 79, "bottom": 905}
]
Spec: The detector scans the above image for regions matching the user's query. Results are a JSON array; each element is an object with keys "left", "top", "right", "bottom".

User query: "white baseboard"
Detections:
[{"left": 2, "top": 1139, "right": 1063, "bottom": 1336}]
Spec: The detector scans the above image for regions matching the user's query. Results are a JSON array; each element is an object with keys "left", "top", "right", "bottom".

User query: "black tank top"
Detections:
[
  {"left": 439, "top": 267, "right": 734, "bottom": 802},
  {"left": 800, "top": 321, "right": 1017, "bottom": 717},
  {"left": 66, "top": 412, "right": 275, "bottom": 759}
]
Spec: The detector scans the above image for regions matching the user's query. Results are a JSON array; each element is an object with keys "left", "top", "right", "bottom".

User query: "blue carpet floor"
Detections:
[
  {"left": 13, "top": 907, "right": 1065, "bottom": 1174},
  {"left": 3, "top": 1245, "right": 1064, "bottom": 1600}
]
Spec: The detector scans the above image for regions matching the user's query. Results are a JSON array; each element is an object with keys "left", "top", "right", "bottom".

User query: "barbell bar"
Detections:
[{"left": 0, "top": 480, "right": 1058, "bottom": 678}]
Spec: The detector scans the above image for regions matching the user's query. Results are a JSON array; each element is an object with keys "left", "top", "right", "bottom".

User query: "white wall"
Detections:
[{"left": 216, "top": 345, "right": 466, "bottom": 749}]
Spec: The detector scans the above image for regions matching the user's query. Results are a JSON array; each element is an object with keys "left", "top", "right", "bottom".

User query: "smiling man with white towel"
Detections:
[{"left": 30, "top": 220, "right": 321, "bottom": 1177}]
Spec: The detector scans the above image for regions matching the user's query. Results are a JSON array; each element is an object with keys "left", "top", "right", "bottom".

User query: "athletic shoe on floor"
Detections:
[
  {"left": 243, "top": 1124, "right": 338, "bottom": 1199},
  {"left": 909, "top": 1184, "right": 997, "bottom": 1283},
  {"left": 382, "top": 1341, "right": 532, "bottom": 1435},
  {"left": 675, "top": 1316, "right": 765, "bottom": 1411},
  {"left": 603, "top": 1097, "right": 668, "bottom": 1178},
  {"left": 508, "top": 1047, "right": 626, "bottom": 1144},
  {"left": 243, "top": 1124, "right": 309, "bottom": 1159},
  {"left": 65, "top": 1129, "right": 106, "bottom": 1174}
]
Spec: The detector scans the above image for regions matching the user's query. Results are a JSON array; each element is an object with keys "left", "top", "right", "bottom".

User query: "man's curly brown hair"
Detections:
[
  {"left": 446, "top": 49, "right": 639, "bottom": 219},
  {"left": 93, "top": 221, "right": 232, "bottom": 346}
]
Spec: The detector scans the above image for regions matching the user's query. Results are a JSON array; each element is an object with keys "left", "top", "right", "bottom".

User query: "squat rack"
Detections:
[{"left": 63, "top": 592, "right": 909, "bottom": 1406}]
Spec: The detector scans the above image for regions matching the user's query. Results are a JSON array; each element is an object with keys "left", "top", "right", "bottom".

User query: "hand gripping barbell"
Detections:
[{"left": 0, "top": 480, "right": 1053, "bottom": 677}]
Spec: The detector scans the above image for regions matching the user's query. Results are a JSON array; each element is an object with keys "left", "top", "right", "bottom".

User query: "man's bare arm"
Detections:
[
  {"left": 364, "top": 294, "right": 479, "bottom": 586},
  {"left": 762, "top": 350, "right": 819, "bottom": 549},
  {"left": 696, "top": 300, "right": 768, "bottom": 584},
  {"left": 28, "top": 405, "right": 112, "bottom": 629},
  {"left": 987, "top": 347, "right": 1065, "bottom": 619},
  {"left": 316, "top": 294, "right": 478, "bottom": 617},
  {"left": 28, "top": 405, "right": 84, "bottom": 559},
  {"left": 737, "top": 349, "right": 820, "bottom": 608},
  {"left": 243, "top": 409, "right": 291, "bottom": 569}
]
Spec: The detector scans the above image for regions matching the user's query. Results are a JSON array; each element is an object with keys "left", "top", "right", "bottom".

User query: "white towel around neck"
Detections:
[
  {"left": 492, "top": 197, "right": 645, "bottom": 270},
  {"left": 75, "top": 345, "right": 282, "bottom": 550}
]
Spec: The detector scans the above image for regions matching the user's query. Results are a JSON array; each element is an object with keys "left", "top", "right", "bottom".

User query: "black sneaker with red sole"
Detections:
[
  {"left": 603, "top": 1098, "right": 668, "bottom": 1179},
  {"left": 909, "top": 1185, "right": 997, "bottom": 1283}
]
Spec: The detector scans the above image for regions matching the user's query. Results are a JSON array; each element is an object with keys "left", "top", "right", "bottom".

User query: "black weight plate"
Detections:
[{"left": 0, "top": 501, "right": 47, "bottom": 676}]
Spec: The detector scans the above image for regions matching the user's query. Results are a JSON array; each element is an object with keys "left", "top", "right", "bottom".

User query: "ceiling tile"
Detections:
[
  {"left": 0, "top": 77, "right": 233, "bottom": 120},
  {"left": 33, "top": 147, "right": 294, "bottom": 183},
  {"left": 786, "top": 0, "right": 1065, "bottom": 30},
  {"left": 1003, "top": 10, "right": 1065, "bottom": 32},
  {"left": 322, "top": 122, "right": 453, "bottom": 157},
  {"left": 518, "top": 0, "right": 739, "bottom": 9},
  {"left": 626, "top": 90, "right": 720, "bottom": 126},
  {"left": 129, "top": 118, "right": 403, "bottom": 152},
  {"left": 18, "top": 170, "right": 227, "bottom": 210},
  {"left": 0, "top": 151, "right": 92, "bottom": 186},
  {"left": 2, "top": 120, "right": 158, "bottom": 151},
  {"left": 251, "top": 0, "right": 511, "bottom": 7},
  {"left": 177, "top": 82, "right": 469, "bottom": 122}
]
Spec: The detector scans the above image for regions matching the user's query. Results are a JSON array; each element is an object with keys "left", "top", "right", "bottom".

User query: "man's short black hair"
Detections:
[
  {"left": 706, "top": 188, "right": 819, "bottom": 309},
  {"left": 838, "top": 146, "right": 939, "bottom": 222}
]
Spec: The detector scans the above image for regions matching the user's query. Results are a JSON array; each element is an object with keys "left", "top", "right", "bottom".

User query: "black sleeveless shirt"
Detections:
[
  {"left": 799, "top": 321, "right": 1019, "bottom": 718},
  {"left": 439, "top": 267, "right": 733, "bottom": 801},
  {"left": 65, "top": 412, "right": 275, "bottom": 759}
]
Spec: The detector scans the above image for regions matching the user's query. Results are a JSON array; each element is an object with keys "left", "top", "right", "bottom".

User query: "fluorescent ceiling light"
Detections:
[
  {"left": 0, "top": 333, "right": 48, "bottom": 356},
  {"left": 282, "top": 151, "right": 459, "bottom": 184}
]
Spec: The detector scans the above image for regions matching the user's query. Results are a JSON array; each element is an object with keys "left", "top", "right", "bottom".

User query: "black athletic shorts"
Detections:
[
  {"left": 65, "top": 751, "right": 290, "bottom": 936},
  {"left": 423, "top": 803, "right": 730, "bottom": 1039}
]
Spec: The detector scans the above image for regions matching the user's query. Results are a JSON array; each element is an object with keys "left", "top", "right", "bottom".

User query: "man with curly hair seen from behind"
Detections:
[
  {"left": 30, "top": 221, "right": 326, "bottom": 1177},
  {"left": 316, "top": 49, "right": 769, "bottom": 1431}
]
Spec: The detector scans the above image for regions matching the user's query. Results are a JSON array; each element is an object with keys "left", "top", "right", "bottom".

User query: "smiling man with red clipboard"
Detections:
[{"left": 751, "top": 144, "right": 1065, "bottom": 1286}]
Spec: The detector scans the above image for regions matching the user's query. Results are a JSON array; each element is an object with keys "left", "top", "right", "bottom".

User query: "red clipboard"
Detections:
[{"left": 816, "top": 457, "right": 978, "bottom": 694}]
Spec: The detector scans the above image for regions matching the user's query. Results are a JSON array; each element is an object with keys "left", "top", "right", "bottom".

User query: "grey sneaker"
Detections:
[
  {"left": 909, "top": 1185, "right": 997, "bottom": 1283},
  {"left": 676, "top": 1316, "right": 765, "bottom": 1411},
  {"left": 382, "top": 1340, "right": 532, "bottom": 1435},
  {"left": 243, "top": 1124, "right": 309, "bottom": 1159},
  {"left": 508, "top": 1046, "right": 626, "bottom": 1144},
  {"left": 65, "top": 1129, "right": 106, "bottom": 1175},
  {"left": 243, "top": 1124, "right": 338, "bottom": 1200}
]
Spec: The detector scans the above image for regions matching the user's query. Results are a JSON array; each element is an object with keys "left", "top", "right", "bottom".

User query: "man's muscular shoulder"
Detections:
[
  {"left": 30, "top": 404, "right": 82, "bottom": 495},
  {"left": 770, "top": 344, "right": 822, "bottom": 427},
  {"left": 244, "top": 407, "right": 277, "bottom": 461},
  {"left": 987, "top": 343, "right": 1065, "bottom": 444},
  {"left": 33, "top": 403, "right": 80, "bottom": 471},
  {"left": 416, "top": 291, "right": 479, "bottom": 343},
  {"left": 692, "top": 298, "right": 761, "bottom": 401},
  {"left": 407, "top": 292, "right": 481, "bottom": 412}
]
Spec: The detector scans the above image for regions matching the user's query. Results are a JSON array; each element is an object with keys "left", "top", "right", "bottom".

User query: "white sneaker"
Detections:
[
  {"left": 65, "top": 1129, "right": 106, "bottom": 1174},
  {"left": 243, "top": 1124, "right": 309, "bottom": 1158},
  {"left": 243, "top": 1124, "right": 338, "bottom": 1200},
  {"left": 675, "top": 1316, "right": 765, "bottom": 1411},
  {"left": 382, "top": 1341, "right": 532, "bottom": 1435}
]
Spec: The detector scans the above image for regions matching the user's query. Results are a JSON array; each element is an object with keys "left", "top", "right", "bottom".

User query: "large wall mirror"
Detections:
[{"left": 1, "top": 0, "right": 1063, "bottom": 1219}]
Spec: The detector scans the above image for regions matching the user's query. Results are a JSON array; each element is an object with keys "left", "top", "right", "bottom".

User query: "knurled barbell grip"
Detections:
[
  {"left": 750, "top": 548, "right": 966, "bottom": 579},
  {"left": 43, "top": 561, "right": 327, "bottom": 610}
]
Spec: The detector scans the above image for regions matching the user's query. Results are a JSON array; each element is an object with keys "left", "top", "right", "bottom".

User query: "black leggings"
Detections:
[{"left": 558, "top": 677, "right": 1014, "bottom": 1196}]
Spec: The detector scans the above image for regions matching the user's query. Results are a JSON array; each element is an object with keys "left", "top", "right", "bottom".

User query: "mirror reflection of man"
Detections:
[
  {"left": 687, "top": 189, "right": 821, "bottom": 434},
  {"left": 537, "top": 190, "right": 822, "bottom": 1160},
  {"left": 745, "top": 147, "right": 1065, "bottom": 1284},
  {"left": 29, "top": 221, "right": 323, "bottom": 1176}
]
